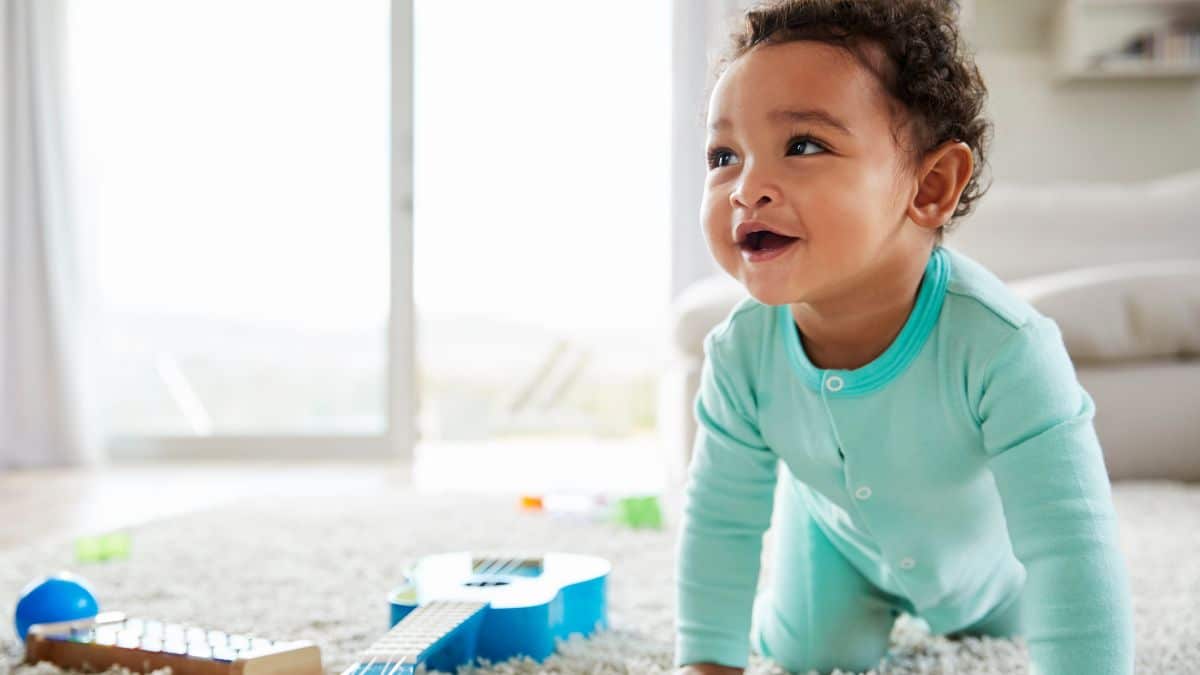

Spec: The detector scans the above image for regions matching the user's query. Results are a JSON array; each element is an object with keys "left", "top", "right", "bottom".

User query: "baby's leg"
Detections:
[
  {"left": 751, "top": 499, "right": 909, "bottom": 674},
  {"left": 944, "top": 588, "right": 1023, "bottom": 640}
]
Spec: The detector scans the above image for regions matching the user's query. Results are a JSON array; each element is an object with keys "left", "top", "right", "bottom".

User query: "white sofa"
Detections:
[{"left": 662, "top": 170, "right": 1200, "bottom": 484}]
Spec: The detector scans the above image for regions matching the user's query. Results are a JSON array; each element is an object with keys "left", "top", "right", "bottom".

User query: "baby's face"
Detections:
[{"left": 702, "top": 40, "right": 919, "bottom": 307}]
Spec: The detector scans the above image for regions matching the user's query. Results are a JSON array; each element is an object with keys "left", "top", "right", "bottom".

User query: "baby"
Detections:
[{"left": 674, "top": 1, "right": 1134, "bottom": 674}]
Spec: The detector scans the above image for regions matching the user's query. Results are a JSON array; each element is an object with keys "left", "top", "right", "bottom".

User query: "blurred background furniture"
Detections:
[{"left": 662, "top": 170, "right": 1200, "bottom": 484}]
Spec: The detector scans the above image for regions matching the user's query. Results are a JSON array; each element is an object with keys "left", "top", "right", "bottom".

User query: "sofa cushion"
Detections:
[
  {"left": 1009, "top": 260, "right": 1200, "bottom": 363},
  {"left": 947, "top": 170, "right": 1200, "bottom": 281},
  {"left": 668, "top": 274, "right": 746, "bottom": 359}
]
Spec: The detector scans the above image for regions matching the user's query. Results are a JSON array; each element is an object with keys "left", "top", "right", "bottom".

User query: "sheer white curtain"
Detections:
[
  {"left": 661, "top": 0, "right": 751, "bottom": 484},
  {"left": 669, "top": 0, "right": 752, "bottom": 300},
  {"left": 1, "top": 0, "right": 102, "bottom": 468}
]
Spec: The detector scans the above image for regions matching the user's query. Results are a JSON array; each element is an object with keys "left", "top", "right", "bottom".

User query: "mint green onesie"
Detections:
[{"left": 675, "top": 245, "right": 1134, "bottom": 674}]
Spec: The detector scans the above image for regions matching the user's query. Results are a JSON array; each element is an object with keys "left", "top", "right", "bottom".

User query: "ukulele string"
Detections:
[
  {"left": 353, "top": 559, "right": 420, "bottom": 675},
  {"left": 353, "top": 554, "right": 541, "bottom": 675},
  {"left": 475, "top": 554, "right": 535, "bottom": 583},
  {"left": 375, "top": 556, "right": 504, "bottom": 675},
  {"left": 371, "top": 557, "right": 495, "bottom": 675}
]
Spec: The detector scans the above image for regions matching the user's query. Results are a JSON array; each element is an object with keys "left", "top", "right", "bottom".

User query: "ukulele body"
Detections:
[{"left": 386, "top": 552, "right": 609, "bottom": 671}]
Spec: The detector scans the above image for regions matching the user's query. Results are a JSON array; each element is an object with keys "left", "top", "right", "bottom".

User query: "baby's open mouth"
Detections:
[{"left": 740, "top": 230, "right": 801, "bottom": 252}]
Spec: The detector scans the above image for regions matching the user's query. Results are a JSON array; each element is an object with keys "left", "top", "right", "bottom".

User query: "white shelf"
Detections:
[
  {"left": 1079, "top": 0, "right": 1200, "bottom": 8},
  {"left": 1059, "top": 61, "right": 1200, "bottom": 79},
  {"left": 1053, "top": 0, "right": 1200, "bottom": 82}
]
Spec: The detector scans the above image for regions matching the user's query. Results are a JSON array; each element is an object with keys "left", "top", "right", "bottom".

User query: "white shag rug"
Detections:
[{"left": 1, "top": 481, "right": 1197, "bottom": 674}]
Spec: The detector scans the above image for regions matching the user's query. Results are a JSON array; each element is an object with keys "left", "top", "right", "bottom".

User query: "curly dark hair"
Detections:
[{"left": 713, "top": 0, "right": 992, "bottom": 241}]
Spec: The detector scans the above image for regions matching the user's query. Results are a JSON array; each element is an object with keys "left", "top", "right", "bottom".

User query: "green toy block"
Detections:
[
  {"left": 75, "top": 532, "right": 131, "bottom": 563},
  {"left": 611, "top": 496, "right": 664, "bottom": 530}
]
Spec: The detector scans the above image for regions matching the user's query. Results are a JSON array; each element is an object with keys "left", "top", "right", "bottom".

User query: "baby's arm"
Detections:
[
  {"left": 675, "top": 330, "right": 778, "bottom": 671},
  {"left": 978, "top": 315, "right": 1135, "bottom": 675}
]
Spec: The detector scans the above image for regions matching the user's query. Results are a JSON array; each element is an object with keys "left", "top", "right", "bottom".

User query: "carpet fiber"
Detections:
[{"left": 1, "top": 481, "right": 1196, "bottom": 674}]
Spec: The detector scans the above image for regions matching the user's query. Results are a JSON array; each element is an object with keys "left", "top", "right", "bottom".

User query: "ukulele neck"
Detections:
[{"left": 343, "top": 601, "right": 488, "bottom": 675}]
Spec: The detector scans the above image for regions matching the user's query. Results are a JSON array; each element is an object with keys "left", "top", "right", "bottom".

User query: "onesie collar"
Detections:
[{"left": 778, "top": 245, "right": 949, "bottom": 397}]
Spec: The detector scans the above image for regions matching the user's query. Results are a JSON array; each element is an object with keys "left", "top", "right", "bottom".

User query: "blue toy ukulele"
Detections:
[{"left": 341, "top": 552, "right": 610, "bottom": 675}]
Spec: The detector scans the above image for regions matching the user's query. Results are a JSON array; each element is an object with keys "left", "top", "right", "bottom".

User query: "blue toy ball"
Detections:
[{"left": 14, "top": 572, "right": 99, "bottom": 641}]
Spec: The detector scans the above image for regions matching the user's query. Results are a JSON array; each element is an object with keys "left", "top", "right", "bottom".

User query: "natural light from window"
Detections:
[
  {"left": 67, "top": 0, "right": 390, "bottom": 436},
  {"left": 66, "top": 0, "right": 670, "bottom": 481},
  {"left": 412, "top": 0, "right": 671, "bottom": 461}
]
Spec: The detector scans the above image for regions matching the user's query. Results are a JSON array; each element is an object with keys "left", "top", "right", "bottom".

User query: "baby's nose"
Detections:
[
  {"left": 730, "top": 169, "right": 780, "bottom": 209},
  {"left": 731, "top": 189, "right": 774, "bottom": 209}
]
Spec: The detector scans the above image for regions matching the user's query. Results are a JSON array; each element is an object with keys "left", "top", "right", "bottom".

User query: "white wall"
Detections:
[{"left": 972, "top": 0, "right": 1200, "bottom": 184}]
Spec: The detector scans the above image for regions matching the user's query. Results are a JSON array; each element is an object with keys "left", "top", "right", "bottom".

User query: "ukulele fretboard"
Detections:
[{"left": 344, "top": 601, "right": 488, "bottom": 674}]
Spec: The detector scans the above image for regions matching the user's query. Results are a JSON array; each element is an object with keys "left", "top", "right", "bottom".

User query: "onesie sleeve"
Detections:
[
  {"left": 978, "top": 315, "right": 1135, "bottom": 675},
  {"left": 675, "top": 329, "right": 778, "bottom": 669}
]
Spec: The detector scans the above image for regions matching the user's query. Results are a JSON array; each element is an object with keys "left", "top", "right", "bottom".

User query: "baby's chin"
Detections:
[
  {"left": 740, "top": 279, "right": 807, "bottom": 307},
  {"left": 718, "top": 259, "right": 814, "bottom": 306}
]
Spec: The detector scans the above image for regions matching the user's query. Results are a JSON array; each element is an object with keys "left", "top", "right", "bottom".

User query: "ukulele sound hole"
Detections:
[{"left": 464, "top": 577, "right": 511, "bottom": 588}]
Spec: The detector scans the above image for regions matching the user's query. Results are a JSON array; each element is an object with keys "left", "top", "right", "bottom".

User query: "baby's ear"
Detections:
[{"left": 907, "top": 140, "right": 973, "bottom": 231}]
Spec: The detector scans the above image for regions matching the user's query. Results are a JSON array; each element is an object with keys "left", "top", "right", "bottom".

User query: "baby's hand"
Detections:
[{"left": 676, "top": 664, "right": 743, "bottom": 675}]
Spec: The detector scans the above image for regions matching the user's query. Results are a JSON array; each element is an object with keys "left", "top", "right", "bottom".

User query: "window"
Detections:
[
  {"left": 65, "top": 0, "right": 669, "bottom": 480},
  {"left": 412, "top": 1, "right": 670, "bottom": 455},
  {"left": 66, "top": 0, "right": 392, "bottom": 444}
]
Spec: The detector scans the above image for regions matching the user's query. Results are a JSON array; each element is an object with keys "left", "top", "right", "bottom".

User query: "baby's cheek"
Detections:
[
  {"left": 699, "top": 194, "right": 730, "bottom": 246},
  {"left": 808, "top": 215, "right": 876, "bottom": 273},
  {"left": 699, "top": 186, "right": 725, "bottom": 221},
  {"left": 825, "top": 184, "right": 890, "bottom": 236}
]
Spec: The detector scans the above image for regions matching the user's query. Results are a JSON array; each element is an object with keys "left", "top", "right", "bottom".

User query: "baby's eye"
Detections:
[
  {"left": 788, "top": 137, "right": 826, "bottom": 156},
  {"left": 706, "top": 148, "right": 736, "bottom": 170}
]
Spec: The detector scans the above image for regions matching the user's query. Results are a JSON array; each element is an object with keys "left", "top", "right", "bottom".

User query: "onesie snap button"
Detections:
[
  {"left": 855, "top": 486, "right": 872, "bottom": 500},
  {"left": 899, "top": 557, "right": 916, "bottom": 570},
  {"left": 825, "top": 375, "right": 844, "bottom": 392}
]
